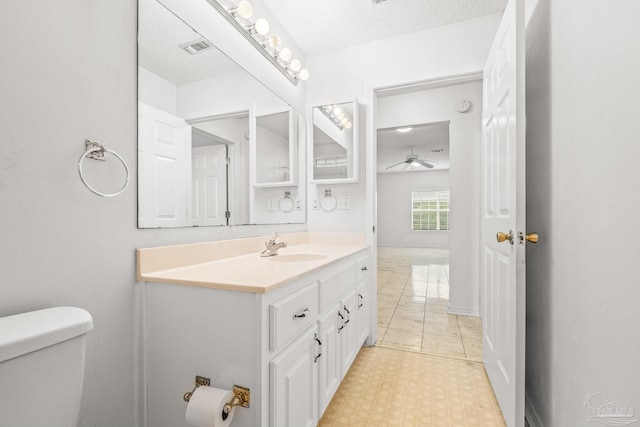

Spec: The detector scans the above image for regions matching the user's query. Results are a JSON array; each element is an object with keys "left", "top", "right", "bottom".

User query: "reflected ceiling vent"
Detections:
[{"left": 179, "top": 38, "right": 214, "bottom": 55}]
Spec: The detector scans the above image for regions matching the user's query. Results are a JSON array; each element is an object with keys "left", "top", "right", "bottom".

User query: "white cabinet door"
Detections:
[
  {"left": 339, "top": 290, "right": 358, "bottom": 377},
  {"left": 317, "top": 304, "right": 341, "bottom": 416},
  {"left": 270, "top": 326, "right": 318, "bottom": 427},
  {"left": 356, "top": 281, "right": 370, "bottom": 347}
]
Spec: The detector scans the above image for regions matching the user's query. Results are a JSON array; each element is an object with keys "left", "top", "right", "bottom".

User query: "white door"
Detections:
[
  {"left": 480, "top": 0, "right": 526, "bottom": 426},
  {"left": 138, "top": 103, "right": 191, "bottom": 228},
  {"left": 191, "top": 145, "right": 227, "bottom": 226}
]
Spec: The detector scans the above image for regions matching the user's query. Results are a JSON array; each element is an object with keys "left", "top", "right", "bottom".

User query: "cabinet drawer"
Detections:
[
  {"left": 319, "top": 263, "right": 356, "bottom": 312},
  {"left": 355, "top": 255, "right": 370, "bottom": 283},
  {"left": 270, "top": 282, "right": 318, "bottom": 352}
]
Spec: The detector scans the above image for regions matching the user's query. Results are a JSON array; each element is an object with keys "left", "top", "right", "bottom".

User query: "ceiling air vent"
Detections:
[{"left": 179, "top": 38, "right": 214, "bottom": 55}]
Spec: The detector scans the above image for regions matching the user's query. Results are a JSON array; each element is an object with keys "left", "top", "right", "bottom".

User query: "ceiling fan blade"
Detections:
[
  {"left": 385, "top": 160, "right": 407, "bottom": 170},
  {"left": 414, "top": 159, "right": 435, "bottom": 169}
]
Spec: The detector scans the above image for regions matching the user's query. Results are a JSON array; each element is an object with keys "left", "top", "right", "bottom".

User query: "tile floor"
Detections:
[
  {"left": 318, "top": 247, "right": 506, "bottom": 426},
  {"left": 375, "top": 247, "right": 482, "bottom": 361}
]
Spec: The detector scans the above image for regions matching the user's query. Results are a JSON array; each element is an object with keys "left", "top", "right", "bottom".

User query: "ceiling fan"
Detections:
[{"left": 385, "top": 148, "right": 436, "bottom": 170}]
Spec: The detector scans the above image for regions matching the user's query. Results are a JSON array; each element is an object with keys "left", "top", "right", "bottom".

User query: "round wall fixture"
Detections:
[{"left": 456, "top": 99, "right": 471, "bottom": 113}]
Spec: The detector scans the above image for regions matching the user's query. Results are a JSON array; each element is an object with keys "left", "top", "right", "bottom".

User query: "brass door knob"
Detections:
[
  {"left": 525, "top": 233, "right": 539, "bottom": 243},
  {"left": 496, "top": 230, "right": 514, "bottom": 244}
]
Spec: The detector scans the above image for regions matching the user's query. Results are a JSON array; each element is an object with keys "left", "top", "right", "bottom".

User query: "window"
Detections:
[{"left": 412, "top": 190, "right": 450, "bottom": 231}]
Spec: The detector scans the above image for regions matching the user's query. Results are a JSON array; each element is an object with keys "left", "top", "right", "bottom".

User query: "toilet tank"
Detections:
[{"left": 0, "top": 307, "right": 93, "bottom": 427}]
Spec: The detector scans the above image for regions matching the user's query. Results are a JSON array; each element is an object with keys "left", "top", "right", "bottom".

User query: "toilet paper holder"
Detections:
[{"left": 183, "top": 376, "right": 250, "bottom": 420}]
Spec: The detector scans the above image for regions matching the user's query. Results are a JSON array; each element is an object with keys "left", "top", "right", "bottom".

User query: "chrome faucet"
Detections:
[{"left": 260, "top": 233, "right": 287, "bottom": 257}]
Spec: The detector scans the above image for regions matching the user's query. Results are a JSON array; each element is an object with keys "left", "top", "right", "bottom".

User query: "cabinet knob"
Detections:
[
  {"left": 358, "top": 293, "right": 364, "bottom": 309},
  {"left": 361, "top": 266, "right": 368, "bottom": 271}
]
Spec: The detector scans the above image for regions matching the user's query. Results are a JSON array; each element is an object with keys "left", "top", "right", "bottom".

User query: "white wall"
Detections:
[
  {"left": 0, "top": 1, "right": 305, "bottom": 426},
  {"left": 376, "top": 80, "right": 483, "bottom": 315},
  {"left": 525, "top": 0, "right": 640, "bottom": 425},
  {"left": 178, "top": 71, "right": 289, "bottom": 118},
  {"left": 306, "top": 14, "right": 501, "bottom": 235},
  {"left": 377, "top": 170, "right": 450, "bottom": 248},
  {"left": 138, "top": 67, "right": 177, "bottom": 115}
]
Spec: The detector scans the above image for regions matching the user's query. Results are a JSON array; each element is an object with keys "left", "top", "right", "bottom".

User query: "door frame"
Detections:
[{"left": 364, "top": 66, "right": 483, "bottom": 345}]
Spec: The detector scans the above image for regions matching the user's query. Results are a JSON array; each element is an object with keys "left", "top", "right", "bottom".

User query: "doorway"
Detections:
[{"left": 367, "top": 76, "right": 484, "bottom": 356}]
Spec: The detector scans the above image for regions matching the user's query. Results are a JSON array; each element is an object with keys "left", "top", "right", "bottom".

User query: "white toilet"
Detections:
[{"left": 0, "top": 306, "right": 94, "bottom": 427}]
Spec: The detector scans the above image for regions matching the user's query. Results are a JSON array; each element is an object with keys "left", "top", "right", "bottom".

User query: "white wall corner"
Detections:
[
  {"left": 446, "top": 303, "right": 480, "bottom": 317},
  {"left": 525, "top": 393, "right": 544, "bottom": 427}
]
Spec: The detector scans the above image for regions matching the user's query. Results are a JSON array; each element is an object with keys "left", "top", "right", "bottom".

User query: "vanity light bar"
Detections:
[
  {"left": 206, "top": 0, "right": 308, "bottom": 86},
  {"left": 318, "top": 105, "right": 352, "bottom": 131}
]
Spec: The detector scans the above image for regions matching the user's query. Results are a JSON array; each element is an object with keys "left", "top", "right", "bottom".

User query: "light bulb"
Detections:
[
  {"left": 298, "top": 69, "right": 310, "bottom": 81},
  {"left": 254, "top": 18, "right": 269, "bottom": 35},
  {"left": 345, "top": 121, "right": 352, "bottom": 129},
  {"left": 234, "top": 0, "right": 253, "bottom": 18},
  {"left": 333, "top": 106, "right": 342, "bottom": 116},
  {"left": 337, "top": 112, "right": 345, "bottom": 120},
  {"left": 278, "top": 47, "right": 292, "bottom": 62},
  {"left": 289, "top": 59, "right": 302, "bottom": 72},
  {"left": 340, "top": 117, "right": 348, "bottom": 125},
  {"left": 267, "top": 35, "right": 282, "bottom": 51}
]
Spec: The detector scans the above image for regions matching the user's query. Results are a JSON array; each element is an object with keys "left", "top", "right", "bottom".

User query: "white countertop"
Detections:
[{"left": 137, "top": 233, "right": 368, "bottom": 293}]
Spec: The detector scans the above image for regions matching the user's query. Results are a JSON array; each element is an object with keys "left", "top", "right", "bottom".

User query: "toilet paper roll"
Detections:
[{"left": 185, "top": 386, "right": 235, "bottom": 427}]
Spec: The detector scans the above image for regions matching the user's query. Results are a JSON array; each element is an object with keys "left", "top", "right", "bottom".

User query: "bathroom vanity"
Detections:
[{"left": 136, "top": 233, "right": 371, "bottom": 427}]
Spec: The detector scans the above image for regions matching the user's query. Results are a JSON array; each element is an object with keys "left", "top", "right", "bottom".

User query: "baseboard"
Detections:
[
  {"left": 446, "top": 303, "right": 480, "bottom": 317},
  {"left": 525, "top": 393, "right": 544, "bottom": 427}
]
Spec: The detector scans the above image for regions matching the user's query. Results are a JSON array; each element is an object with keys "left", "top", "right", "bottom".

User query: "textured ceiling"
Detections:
[
  {"left": 138, "top": 0, "right": 242, "bottom": 85},
  {"left": 260, "top": 0, "right": 507, "bottom": 55}
]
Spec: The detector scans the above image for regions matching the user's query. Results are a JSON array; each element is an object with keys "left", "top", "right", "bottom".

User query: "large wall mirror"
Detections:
[
  {"left": 138, "top": 0, "right": 305, "bottom": 228},
  {"left": 311, "top": 99, "right": 359, "bottom": 184}
]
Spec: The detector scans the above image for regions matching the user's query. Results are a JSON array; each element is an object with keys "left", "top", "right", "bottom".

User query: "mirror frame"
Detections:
[
  {"left": 251, "top": 107, "right": 297, "bottom": 188},
  {"left": 309, "top": 98, "right": 360, "bottom": 185}
]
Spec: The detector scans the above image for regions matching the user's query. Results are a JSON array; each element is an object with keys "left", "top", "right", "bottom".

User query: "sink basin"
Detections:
[{"left": 267, "top": 253, "right": 328, "bottom": 262}]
